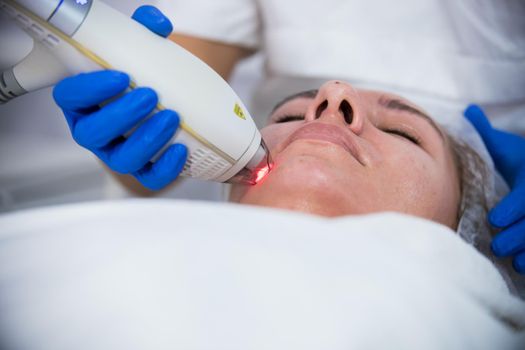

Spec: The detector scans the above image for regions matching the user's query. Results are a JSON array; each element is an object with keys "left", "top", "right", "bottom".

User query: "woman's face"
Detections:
[{"left": 230, "top": 81, "right": 461, "bottom": 229}]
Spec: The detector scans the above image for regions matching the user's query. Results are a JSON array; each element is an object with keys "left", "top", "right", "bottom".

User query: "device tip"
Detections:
[{"left": 254, "top": 165, "right": 271, "bottom": 183}]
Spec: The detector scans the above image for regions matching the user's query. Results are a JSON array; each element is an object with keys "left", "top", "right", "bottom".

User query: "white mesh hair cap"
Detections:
[{"left": 413, "top": 98, "right": 525, "bottom": 299}]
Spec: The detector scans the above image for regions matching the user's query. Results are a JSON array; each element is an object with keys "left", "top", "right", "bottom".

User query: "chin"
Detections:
[
  {"left": 232, "top": 166, "right": 365, "bottom": 217},
  {"left": 230, "top": 144, "right": 368, "bottom": 216}
]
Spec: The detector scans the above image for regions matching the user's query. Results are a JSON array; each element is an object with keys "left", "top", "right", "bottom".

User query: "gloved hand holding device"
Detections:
[
  {"left": 53, "top": 6, "right": 187, "bottom": 190},
  {"left": 465, "top": 105, "right": 525, "bottom": 274}
]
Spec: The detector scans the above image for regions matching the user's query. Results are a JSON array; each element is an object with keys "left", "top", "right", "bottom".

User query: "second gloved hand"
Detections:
[
  {"left": 53, "top": 6, "right": 187, "bottom": 190},
  {"left": 464, "top": 105, "right": 525, "bottom": 274}
]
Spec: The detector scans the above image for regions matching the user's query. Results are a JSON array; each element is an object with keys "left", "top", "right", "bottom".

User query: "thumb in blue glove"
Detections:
[
  {"left": 464, "top": 105, "right": 525, "bottom": 273},
  {"left": 132, "top": 5, "right": 173, "bottom": 38}
]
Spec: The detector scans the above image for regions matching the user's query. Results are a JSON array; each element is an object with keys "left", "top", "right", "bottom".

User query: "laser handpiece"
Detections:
[{"left": 0, "top": 0, "right": 272, "bottom": 185}]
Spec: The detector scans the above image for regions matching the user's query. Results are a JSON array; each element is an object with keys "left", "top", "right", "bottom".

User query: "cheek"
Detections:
[
  {"left": 261, "top": 124, "right": 300, "bottom": 155},
  {"left": 376, "top": 144, "right": 447, "bottom": 212}
]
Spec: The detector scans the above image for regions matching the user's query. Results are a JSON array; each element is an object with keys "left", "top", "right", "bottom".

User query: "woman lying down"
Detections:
[{"left": 0, "top": 81, "right": 524, "bottom": 350}]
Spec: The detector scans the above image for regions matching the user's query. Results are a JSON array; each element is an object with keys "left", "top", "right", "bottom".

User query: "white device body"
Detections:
[{"left": 0, "top": 0, "right": 269, "bottom": 183}]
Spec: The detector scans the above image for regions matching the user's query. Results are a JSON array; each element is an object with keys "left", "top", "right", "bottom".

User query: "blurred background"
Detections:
[
  {"left": 0, "top": 0, "right": 264, "bottom": 213},
  {"left": 1, "top": 0, "right": 523, "bottom": 213}
]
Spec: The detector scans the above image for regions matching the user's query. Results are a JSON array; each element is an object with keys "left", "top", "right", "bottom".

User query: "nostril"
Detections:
[
  {"left": 339, "top": 100, "right": 353, "bottom": 124},
  {"left": 315, "top": 100, "right": 328, "bottom": 119}
]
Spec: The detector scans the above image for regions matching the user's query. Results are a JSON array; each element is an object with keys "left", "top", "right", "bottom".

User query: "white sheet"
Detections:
[{"left": 0, "top": 199, "right": 524, "bottom": 349}]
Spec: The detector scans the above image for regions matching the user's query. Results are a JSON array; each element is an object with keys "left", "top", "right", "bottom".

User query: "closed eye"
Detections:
[
  {"left": 383, "top": 129, "right": 421, "bottom": 145},
  {"left": 274, "top": 114, "right": 305, "bottom": 123},
  {"left": 274, "top": 114, "right": 422, "bottom": 146}
]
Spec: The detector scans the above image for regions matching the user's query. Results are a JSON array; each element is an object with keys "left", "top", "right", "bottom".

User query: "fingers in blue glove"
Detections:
[
  {"left": 491, "top": 217, "right": 525, "bottom": 257},
  {"left": 464, "top": 104, "right": 525, "bottom": 186},
  {"left": 464, "top": 104, "right": 507, "bottom": 164},
  {"left": 513, "top": 251, "right": 525, "bottom": 274},
  {"left": 464, "top": 104, "right": 493, "bottom": 139},
  {"left": 53, "top": 70, "right": 130, "bottom": 112},
  {"left": 132, "top": 5, "right": 173, "bottom": 38},
  {"left": 133, "top": 143, "right": 187, "bottom": 190},
  {"left": 489, "top": 184, "right": 525, "bottom": 228},
  {"left": 95, "top": 110, "right": 180, "bottom": 174},
  {"left": 73, "top": 87, "right": 158, "bottom": 149}
]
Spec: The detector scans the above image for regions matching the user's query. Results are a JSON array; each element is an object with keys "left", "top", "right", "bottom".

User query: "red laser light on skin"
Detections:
[{"left": 255, "top": 165, "right": 271, "bottom": 184}]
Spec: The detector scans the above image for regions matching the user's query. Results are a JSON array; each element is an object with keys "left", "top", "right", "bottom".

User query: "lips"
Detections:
[{"left": 281, "top": 122, "right": 365, "bottom": 165}]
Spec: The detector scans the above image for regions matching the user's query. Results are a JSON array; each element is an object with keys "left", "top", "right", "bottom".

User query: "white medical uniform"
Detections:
[{"left": 158, "top": 0, "right": 525, "bottom": 132}]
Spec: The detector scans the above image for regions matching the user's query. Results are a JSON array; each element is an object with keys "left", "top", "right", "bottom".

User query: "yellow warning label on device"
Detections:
[{"left": 234, "top": 103, "right": 246, "bottom": 120}]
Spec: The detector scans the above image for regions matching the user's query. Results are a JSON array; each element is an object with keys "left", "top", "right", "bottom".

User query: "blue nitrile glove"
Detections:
[
  {"left": 464, "top": 105, "right": 525, "bottom": 274},
  {"left": 53, "top": 6, "right": 186, "bottom": 190},
  {"left": 131, "top": 5, "right": 173, "bottom": 38}
]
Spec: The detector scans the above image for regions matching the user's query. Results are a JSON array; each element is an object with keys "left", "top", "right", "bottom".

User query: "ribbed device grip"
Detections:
[
  {"left": 0, "top": 69, "right": 26, "bottom": 104},
  {"left": 181, "top": 148, "right": 230, "bottom": 180}
]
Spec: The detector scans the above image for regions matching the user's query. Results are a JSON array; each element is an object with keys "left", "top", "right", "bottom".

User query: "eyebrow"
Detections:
[
  {"left": 377, "top": 97, "right": 444, "bottom": 140},
  {"left": 271, "top": 89, "right": 319, "bottom": 114}
]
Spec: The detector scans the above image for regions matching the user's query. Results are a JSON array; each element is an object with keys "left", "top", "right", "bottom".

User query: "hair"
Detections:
[
  {"left": 448, "top": 135, "right": 493, "bottom": 248},
  {"left": 447, "top": 134, "right": 520, "bottom": 295}
]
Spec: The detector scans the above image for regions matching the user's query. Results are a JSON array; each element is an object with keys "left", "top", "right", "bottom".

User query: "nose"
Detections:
[{"left": 305, "top": 81, "right": 364, "bottom": 134}]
